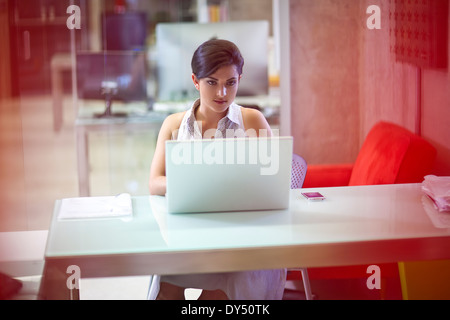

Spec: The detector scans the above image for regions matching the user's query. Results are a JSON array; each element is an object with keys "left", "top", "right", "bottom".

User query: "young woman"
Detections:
[{"left": 149, "top": 39, "right": 285, "bottom": 300}]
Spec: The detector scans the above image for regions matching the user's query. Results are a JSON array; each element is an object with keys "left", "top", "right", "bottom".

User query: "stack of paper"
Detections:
[
  {"left": 422, "top": 175, "right": 450, "bottom": 212},
  {"left": 58, "top": 193, "right": 133, "bottom": 220}
]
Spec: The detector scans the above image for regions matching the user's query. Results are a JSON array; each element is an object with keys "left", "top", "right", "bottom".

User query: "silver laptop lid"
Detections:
[{"left": 165, "top": 136, "right": 293, "bottom": 213}]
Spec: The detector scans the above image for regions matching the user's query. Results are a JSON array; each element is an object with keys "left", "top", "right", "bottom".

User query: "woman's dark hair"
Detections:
[{"left": 191, "top": 39, "right": 244, "bottom": 79}]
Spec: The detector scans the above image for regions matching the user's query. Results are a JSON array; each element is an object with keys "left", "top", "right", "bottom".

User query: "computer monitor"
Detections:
[
  {"left": 101, "top": 12, "right": 147, "bottom": 51},
  {"left": 155, "top": 21, "right": 269, "bottom": 101},
  {"left": 76, "top": 51, "right": 147, "bottom": 117}
]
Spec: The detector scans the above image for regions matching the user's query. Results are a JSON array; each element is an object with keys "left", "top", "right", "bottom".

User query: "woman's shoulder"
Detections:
[
  {"left": 162, "top": 99, "right": 199, "bottom": 128},
  {"left": 240, "top": 106, "right": 263, "bottom": 119},
  {"left": 240, "top": 106, "right": 271, "bottom": 134},
  {"left": 162, "top": 111, "right": 187, "bottom": 128},
  {"left": 159, "top": 111, "right": 187, "bottom": 139}
]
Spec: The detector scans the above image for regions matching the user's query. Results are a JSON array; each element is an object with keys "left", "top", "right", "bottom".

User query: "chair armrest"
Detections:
[{"left": 303, "top": 163, "right": 353, "bottom": 188}]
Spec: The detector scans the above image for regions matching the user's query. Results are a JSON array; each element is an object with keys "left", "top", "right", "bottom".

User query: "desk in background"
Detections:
[
  {"left": 38, "top": 184, "right": 450, "bottom": 299},
  {"left": 75, "top": 107, "right": 166, "bottom": 196}
]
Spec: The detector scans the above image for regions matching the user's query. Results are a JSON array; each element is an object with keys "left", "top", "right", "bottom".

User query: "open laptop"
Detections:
[{"left": 165, "top": 136, "right": 293, "bottom": 213}]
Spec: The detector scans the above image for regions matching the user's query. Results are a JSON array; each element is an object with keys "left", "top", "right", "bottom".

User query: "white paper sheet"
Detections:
[{"left": 58, "top": 193, "right": 133, "bottom": 220}]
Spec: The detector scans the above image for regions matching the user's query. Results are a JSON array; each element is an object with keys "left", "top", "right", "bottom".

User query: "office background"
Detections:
[
  {"left": 1, "top": 0, "right": 277, "bottom": 231},
  {"left": 0, "top": 0, "right": 449, "bottom": 299}
]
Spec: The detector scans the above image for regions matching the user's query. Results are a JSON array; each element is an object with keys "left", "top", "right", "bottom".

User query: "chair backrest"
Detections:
[
  {"left": 349, "top": 121, "right": 437, "bottom": 186},
  {"left": 291, "top": 154, "right": 307, "bottom": 189}
]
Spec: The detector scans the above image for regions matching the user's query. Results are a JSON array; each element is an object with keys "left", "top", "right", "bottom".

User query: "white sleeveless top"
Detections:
[
  {"left": 176, "top": 99, "right": 246, "bottom": 140},
  {"left": 158, "top": 100, "right": 286, "bottom": 300}
]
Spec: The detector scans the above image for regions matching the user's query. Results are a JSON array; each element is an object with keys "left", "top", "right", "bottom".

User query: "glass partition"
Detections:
[{"left": 1, "top": 0, "right": 279, "bottom": 232}]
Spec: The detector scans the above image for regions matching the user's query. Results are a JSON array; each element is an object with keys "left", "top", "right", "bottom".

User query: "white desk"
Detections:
[{"left": 38, "top": 184, "right": 450, "bottom": 299}]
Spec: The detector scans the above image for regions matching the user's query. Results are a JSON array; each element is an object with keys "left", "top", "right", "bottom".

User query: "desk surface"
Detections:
[{"left": 44, "top": 183, "right": 450, "bottom": 277}]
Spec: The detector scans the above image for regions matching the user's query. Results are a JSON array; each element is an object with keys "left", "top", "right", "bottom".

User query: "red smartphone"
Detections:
[{"left": 301, "top": 192, "right": 326, "bottom": 201}]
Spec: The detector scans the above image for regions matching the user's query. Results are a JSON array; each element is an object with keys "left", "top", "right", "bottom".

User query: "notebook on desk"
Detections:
[{"left": 165, "top": 136, "right": 293, "bottom": 213}]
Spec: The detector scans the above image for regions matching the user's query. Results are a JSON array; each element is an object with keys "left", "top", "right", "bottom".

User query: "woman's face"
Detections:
[{"left": 192, "top": 64, "right": 241, "bottom": 115}]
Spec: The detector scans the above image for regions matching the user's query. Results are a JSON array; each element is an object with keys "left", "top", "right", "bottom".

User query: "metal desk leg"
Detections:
[
  {"left": 76, "top": 125, "right": 90, "bottom": 196},
  {"left": 51, "top": 65, "right": 63, "bottom": 132}
]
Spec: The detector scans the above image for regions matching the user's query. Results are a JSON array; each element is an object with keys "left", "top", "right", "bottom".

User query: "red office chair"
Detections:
[{"left": 290, "top": 121, "right": 437, "bottom": 299}]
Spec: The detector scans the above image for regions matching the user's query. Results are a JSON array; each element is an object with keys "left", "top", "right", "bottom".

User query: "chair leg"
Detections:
[
  {"left": 300, "top": 269, "right": 313, "bottom": 300},
  {"left": 397, "top": 262, "right": 409, "bottom": 300},
  {"left": 147, "top": 274, "right": 160, "bottom": 300}
]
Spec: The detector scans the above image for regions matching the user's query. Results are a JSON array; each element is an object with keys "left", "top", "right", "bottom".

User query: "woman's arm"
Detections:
[{"left": 149, "top": 112, "right": 184, "bottom": 195}]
